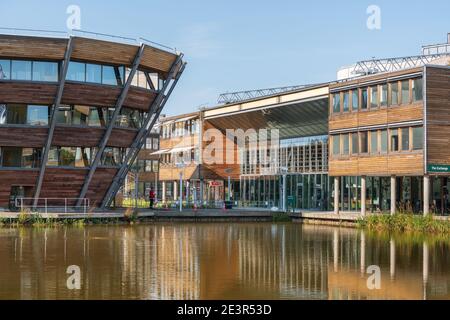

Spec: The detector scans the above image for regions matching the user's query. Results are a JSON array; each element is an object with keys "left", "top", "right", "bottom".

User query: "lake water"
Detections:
[{"left": 0, "top": 223, "right": 448, "bottom": 300}]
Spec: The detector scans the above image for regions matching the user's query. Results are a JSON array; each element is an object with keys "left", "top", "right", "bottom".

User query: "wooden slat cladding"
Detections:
[
  {"left": 86, "top": 168, "right": 118, "bottom": 207},
  {"left": 0, "top": 35, "right": 67, "bottom": 60},
  {"left": 108, "top": 128, "right": 137, "bottom": 147},
  {"left": 124, "top": 87, "right": 156, "bottom": 111},
  {"left": 141, "top": 45, "right": 178, "bottom": 75},
  {"left": 0, "top": 170, "right": 39, "bottom": 207},
  {"left": 0, "top": 127, "right": 47, "bottom": 147},
  {"left": 426, "top": 66, "right": 450, "bottom": 170},
  {"left": 53, "top": 126, "right": 104, "bottom": 147},
  {"left": 329, "top": 153, "right": 424, "bottom": 176},
  {"left": 71, "top": 37, "right": 137, "bottom": 66},
  {"left": 40, "top": 168, "right": 87, "bottom": 204},
  {"left": 0, "top": 82, "right": 57, "bottom": 104},
  {"left": 62, "top": 82, "right": 120, "bottom": 107}
]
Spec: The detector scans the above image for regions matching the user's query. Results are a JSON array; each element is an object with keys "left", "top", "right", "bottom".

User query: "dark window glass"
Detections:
[
  {"left": 370, "top": 131, "right": 378, "bottom": 154},
  {"left": 27, "top": 105, "right": 49, "bottom": 126},
  {"left": 116, "top": 108, "right": 145, "bottom": 128},
  {"left": 343, "top": 92, "right": 349, "bottom": 112},
  {"left": 401, "top": 80, "right": 410, "bottom": 104},
  {"left": 380, "top": 130, "right": 388, "bottom": 153},
  {"left": 67, "top": 61, "right": 85, "bottom": 82},
  {"left": 32, "top": 61, "right": 58, "bottom": 82},
  {"left": 351, "top": 90, "right": 358, "bottom": 110},
  {"left": 390, "top": 82, "right": 398, "bottom": 106},
  {"left": 333, "top": 93, "right": 340, "bottom": 113},
  {"left": 59, "top": 147, "right": 76, "bottom": 166},
  {"left": 1, "top": 147, "right": 40, "bottom": 168},
  {"left": 370, "top": 86, "right": 378, "bottom": 108},
  {"left": 412, "top": 78, "right": 423, "bottom": 102},
  {"left": 360, "top": 132, "right": 368, "bottom": 153},
  {"left": 0, "top": 104, "right": 5, "bottom": 124},
  {"left": 342, "top": 134, "right": 349, "bottom": 155},
  {"left": 380, "top": 84, "right": 388, "bottom": 106},
  {"left": 72, "top": 105, "right": 90, "bottom": 126},
  {"left": 101, "top": 147, "right": 124, "bottom": 166},
  {"left": 86, "top": 64, "right": 102, "bottom": 83},
  {"left": 22, "top": 148, "right": 42, "bottom": 168},
  {"left": 0, "top": 59, "right": 10, "bottom": 80},
  {"left": 6, "top": 104, "right": 27, "bottom": 124},
  {"left": 11, "top": 60, "right": 32, "bottom": 80},
  {"left": 390, "top": 129, "right": 399, "bottom": 152},
  {"left": 412, "top": 127, "right": 424, "bottom": 150},
  {"left": 401, "top": 128, "right": 410, "bottom": 151},
  {"left": 351, "top": 133, "right": 359, "bottom": 154},
  {"left": 361, "top": 89, "right": 368, "bottom": 109},
  {"left": 332, "top": 135, "right": 340, "bottom": 155}
]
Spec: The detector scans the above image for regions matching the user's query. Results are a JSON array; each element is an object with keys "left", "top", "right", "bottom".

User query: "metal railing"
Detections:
[{"left": 15, "top": 198, "right": 90, "bottom": 214}]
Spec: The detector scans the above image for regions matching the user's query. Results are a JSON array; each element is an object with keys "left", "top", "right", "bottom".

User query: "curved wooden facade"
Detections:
[{"left": 0, "top": 34, "right": 185, "bottom": 209}]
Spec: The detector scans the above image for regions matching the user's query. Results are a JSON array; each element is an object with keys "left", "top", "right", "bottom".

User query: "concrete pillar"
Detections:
[
  {"left": 390, "top": 238, "right": 396, "bottom": 280},
  {"left": 423, "top": 175, "right": 430, "bottom": 216},
  {"left": 361, "top": 176, "right": 367, "bottom": 217},
  {"left": 390, "top": 176, "right": 396, "bottom": 215},
  {"left": 334, "top": 177, "right": 340, "bottom": 215},
  {"left": 173, "top": 181, "right": 178, "bottom": 203},
  {"left": 162, "top": 181, "right": 166, "bottom": 203}
]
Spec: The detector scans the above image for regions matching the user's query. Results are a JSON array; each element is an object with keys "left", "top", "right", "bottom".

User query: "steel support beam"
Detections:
[
  {"left": 33, "top": 37, "right": 75, "bottom": 208},
  {"left": 76, "top": 44, "right": 146, "bottom": 207},
  {"left": 101, "top": 56, "right": 185, "bottom": 208}
]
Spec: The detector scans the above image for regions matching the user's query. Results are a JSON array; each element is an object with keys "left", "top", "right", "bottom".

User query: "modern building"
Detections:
[{"left": 0, "top": 31, "right": 185, "bottom": 210}]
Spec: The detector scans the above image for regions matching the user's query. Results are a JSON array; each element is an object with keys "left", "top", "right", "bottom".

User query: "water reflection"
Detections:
[{"left": 0, "top": 224, "right": 448, "bottom": 300}]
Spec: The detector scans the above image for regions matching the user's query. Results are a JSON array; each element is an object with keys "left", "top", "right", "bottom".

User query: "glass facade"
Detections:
[
  {"left": 0, "top": 104, "right": 49, "bottom": 126},
  {"left": 0, "top": 59, "right": 58, "bottom": 82},
  {"left": 0, "top": 147, "right": 42, "bottom": 168},
  {"left": 47, "top": 147, "right": 96, "bottom": 167}
]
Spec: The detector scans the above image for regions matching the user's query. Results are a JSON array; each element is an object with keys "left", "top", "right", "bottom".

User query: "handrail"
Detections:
[{"left": 15, "top": 197, "right": 90, "bottom": 214}]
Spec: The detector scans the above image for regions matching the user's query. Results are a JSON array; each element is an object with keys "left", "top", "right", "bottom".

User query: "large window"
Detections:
[
  {"left": 351, "top": 90, "right": 359, "bottom": 111},
  {"left": 370, "top": 131, "right": 378, "bottom": 154},
  {"left": 86, "top": 64, "right": 102, "bottom": 83},
  {"left": 390, "top": 129, "right": 399, "bottom": 152},
  {"left": 47, "top": 147, "right": 95, "bottom": 167},
  {"left": 332, "top": 135, "right": 340, "bottom": 156},
  {"left": 343, "top": 92, "right": 349, "bottom": 112},
  {"left": 370, "top": 86, "right": 378, "bottom": 109},
  {"left": 401, "top": 127, "right": 410, "bottom": 151},
  {"left": 401, "top": 80, "right": 410, "bottom": 105},
  {"left": 56, "top": 105, "right": 108, "bottom": 127},
  {"left": 361, "top": 88, "right": 368, "bottom": 110},
  {"left": 0, "top": 147, "right": 41, "bottom": 168},
  {"left": 32, "top": 61, "right": 58, "bottom": 82},
  {"left": 115, "top": 108, "right": 146, "bottom": 128},
  {"left": 11, "top": 60, "right": 32, "bottom": 81},
  {"left": 0, "top": 59, "right": 11, "bottom": 79},
  {"left": 101, "top": 147, "right": 126, "bottom": 166},
  {"left": 360, "top": 132, "right": 368, "bottom": 153},
  {"left": 380, "top": 84, "right": 387, "bottom": 107},
  {"left": 351, "top": 133, "right": 359, "bottom": 155},
  {"left": 333, "top": 93, "right": 340, "bottom": 113},
  {"left": 67, "top": 61, "right": 124, "bottom": 86},
  {"left": 412, "top": 127, "right": 424, "bottom": 150},
  {"left": 342, "top": 134, "right": 349, "bottom": 155},
  {"left": 390, "top": 82, "right": 399, "bottom": 106},
  {"left": 0, "top": 104, "right": 49, "bottom": 126},
  {"left": 412, "top": 78, "right": 423, "bottom": 102},
  {"left": 380, "top": 130, "right": 388, "bottom": 153},
  {"left": 0, "top": 60, "right": 58, "bottom": 82}
]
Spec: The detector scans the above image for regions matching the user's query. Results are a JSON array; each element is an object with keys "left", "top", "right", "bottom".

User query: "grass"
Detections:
[
  {"left": 272, "top": 212, "right": 291, "bottom": 222},
  {"left": 357, "top": 213, "right": 450, "bottom": 234}
]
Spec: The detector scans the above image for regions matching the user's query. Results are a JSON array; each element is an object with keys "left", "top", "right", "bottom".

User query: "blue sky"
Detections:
[{"left": 0, "top": 0, "right": 449, "bottom": 115}]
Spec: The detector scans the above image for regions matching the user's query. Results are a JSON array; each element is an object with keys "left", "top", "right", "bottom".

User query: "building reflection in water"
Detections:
[{"left": 0, "top": 224, "right": 448, "bottom": 300}]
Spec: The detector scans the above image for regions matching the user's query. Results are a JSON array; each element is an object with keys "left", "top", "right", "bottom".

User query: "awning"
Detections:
[
  {"left": 170, "top": 146, "right": 194, "bottom": 153},
  {"left": 151, "top": 149, "right": 171, "bottom": 155}
]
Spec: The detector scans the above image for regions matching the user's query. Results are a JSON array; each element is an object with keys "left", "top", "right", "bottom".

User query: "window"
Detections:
[
  {"left": 412, "top": 127, "right": 424, "bottom": 150},
  {"left": 370, "top": 131, "right": 378, "bottom": 154},
  {"left": 401, "top": 80, "right": 410, "bottom": 105},
  {"left": 0, "top": 59, "right": 10, "bottom": 80},
  {"left": 6, "top": 104, "right": 27, "bottom": 124},
  {"left": 1, "top": 147, "right": 41, "bottom": 168},
  {"left": 86, "top": 64, "right": 102, "bottom": 83},
  {"left": 370, "top": 86, "right": 378, "bottom": 108},
  {"left": 101, "top": 147, "right": 126, "bottom": 166},
  {"left": 351, "top": 133, "right": 359, "bottom": 155},
  {"left": 351, "top": 90, "right": 359, "bottom": 111},
  {"left": 32, "top": 61, "right": 58, "bottom": 82},
  {"left": 152, "top": 138, "right": 159, "bottom": 150},
  {"left": 102, "top": 65, "right": 121, "bottom": 86},
  {"left": 343, "top": 92, "right": 349, "bottom": 112},
  {"left": 412, "top": 78, "right": 423, "bottom": 102},
  {"left": 380, "top": 84, "right": 387, "bottom": 107},
  {"left": 361, "top": 88, "right": 368, "bottom": 110},
  {"left": 47, "top": 147, "right": 94, "bottom": 167},
  {"left": 390, "top": 82, "right": 399, "bottom": 106},
  {"left": 332, "top": 135, "right": 340, "bottom": 156},
  {"left": 67, "top": 61, "right": 86, "bottom": 82},
  {"left": 401, "top": 128, "right": 410, "bottom": 151},
  {"left": 390, "top": 129, "right": 399, "bottom": 152},
  {"left": 56, "top": 105, "right": 108, "bottom": 127},
  {"left": 27, "top": 105, "right": 49, "bottom": 126},
  {"left": 360, "top": 132, "right": 368, "bottom": 153},
  {"left": 333, "top": 93, "right": 340, "bottom": 113},
  {"left": 116, "top": 108, "right": 146, "bottom": 128},
  {"left": 152, "top": 160, "right": 159, "bottom": 173},
  {"left": 59, "top": 147, "right": 76, "bottom": 166},
  {"left": 342, "top": 134, "right": 349, "bottom": 155},
  {"left": 11, "top": 60, "right": 32, "bottom": 80},
  {"left": 380, "top": 130, "right": 388, "bottom": 153}
]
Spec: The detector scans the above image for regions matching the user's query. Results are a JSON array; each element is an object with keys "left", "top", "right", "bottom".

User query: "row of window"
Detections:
[
  {"left": 0, "top": 103, "right": 147, "bottom": 129},
  {"left": 0, "top": 146, "right": 128, "bottom": 168},
  {"left": 0, "top": 59, "right": 160, "bottom": 90},
  {"left": 332, "top": 126, "right": 424, "bottom": 157},
  {"left": 160, "top": 150, "right": 200, "bottom": 165},
  {"left": 136, "top": 159, "right": 159, "bottom": 173},
  {"left": 332, "top": 77, "right": 423, "bottom": 114},
  {"left": 145, "top": 137, "right": 159, "bottom": 151},
  {"left": 161, "top": 119, "right": 200, "bottom": 139}
]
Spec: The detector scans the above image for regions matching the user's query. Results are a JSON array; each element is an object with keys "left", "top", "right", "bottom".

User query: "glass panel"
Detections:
[
  {"left": 87, "top": 107, "right": 106, "bottom": 127},
  {"left": 412, "top": 78, "right": 423, "bottom": 102},
  {"left": 152, "top": 160, "right": 159, "bottom": 173},
  {"left": 401, "top": 80, "right": 410, "bottom": 105},
  {"left": 361, "top": 88, "right": 368, "bottom": 109},
  {"left": 360, "top": 132, "right": 368, "bottom": 153},
  {"left": 59, "top": 147, "right": 76, "bottom": 166},
  {"left": 370, "top": 86, "right": 378, "bottom": 108},
  {"left": 47, "top": 147, "right": 59, "bottom": 166},
  {"left": 67, "top": 61, "right": 85, "bottom": 82},
  {"left": 343, "top": 92, "right": 349, "bottom": 112},
  {"left": 11, "top": 60, "right": 32, "bottom": 80},
  {"left": 22, "top": 148, "right": 41, "bottom": 168},
  {"left": 342, "top": 134, "right": 349, "bottom": 155},
  {"left": 102, "top": 65, "right": 119, "bottom": 85},
  {"left": 351, "top": 89, "right": 358, "bottom": 110},
  {"left": 6, "top": 104, "right": 27, "bottom": 124},
  {"left": 56, "top": 105, "right": 71, "bottom": 124},
  {"left": 0, "top": 59, "right": 11, "bottom": 80},
  {"left": 401, "top": 128, "right": 410, "bottom": 151},
  {"left": 370, "top": 131, "right": 378, "bottom": 154},
  {"left": 332, "top": 135, "right": 340, "bottom": 156},
  {"left": 32, "top": 61, "right": 58, "bottom": 82},
  {"left": 333, "top": 93, "right": 340, "bottom": 113},
  {"left": 1, "top": 147, "right": 22, "bottom": 167},
  {"left": 72, "top": 105, "right": 90, "bottom": 125},
  {"left": 380, "top": 129, "right": 388, "bottom": 153},
  {"left": 351, "top": 133, "right": 359, "bottom": 154},
  {"left": 86, "top": 64, "right": 102, "bottom": 83},
  {"left": 27, "top": 105, "right": 49, "bottom": 126},
  {"left": 390, "top": 82, "right": 398, "bottom": 106},
  {"left": 75, "top": 147, "right": 91, "bottom": 167},
  {"left": 412, "top": 127, "right": 424, "bottom": 150},
  {"left": 380, "top": 84, "right": 387, "bottom": 106},
  {"left": 0, "top": 104, "right": 5, "bottom": 124},
  {"left": 390, "top": 129, "right": 399, "bottom": 152}
]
